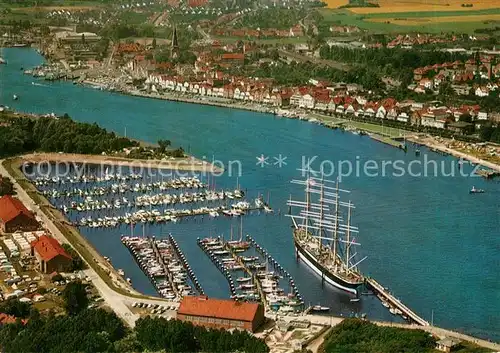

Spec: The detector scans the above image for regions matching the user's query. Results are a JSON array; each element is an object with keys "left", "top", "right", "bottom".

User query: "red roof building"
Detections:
[
  {"left": 31, "top": 235, "right": 72, "bottom": 274},
  {"left": 0, "top": 195, "right": 39, "bottom": 234},
  {"left": 0, "top": 313, "right": 27, "bottom": 326},
  {"left": 221, "top": 53, "right": 245, "bottom": 65},
  {"left": 177, "top": 296, "right": 265, "bottom": 332}
]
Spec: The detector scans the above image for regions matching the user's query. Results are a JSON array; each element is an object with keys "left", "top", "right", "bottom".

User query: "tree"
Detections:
[
  {"left": 157, "top": 139, "right": 171, "bottom": 153},
  {"left": 62, "top": 280, "right": 89, "bottom": 315},
  {"left": 459, "top": 113, "right": 472, "bottom": 123},
  {"left": 0, "top": 175, "right": 15, "bottom": 196},
  {"left": 62, "top": 244, "right": 86, "bottom": 271},
  {"left": 0, "top": 299, "right": 31, "bottom": 318}
]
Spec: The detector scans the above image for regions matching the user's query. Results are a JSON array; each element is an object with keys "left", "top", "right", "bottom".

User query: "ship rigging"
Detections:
[{"left": 287, "top": 171, "right": 366, "bottom": 295}]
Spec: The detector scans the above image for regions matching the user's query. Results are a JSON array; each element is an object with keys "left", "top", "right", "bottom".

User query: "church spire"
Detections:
[{"left": 171, "top": 26, "right": 179, "bottom": 59}]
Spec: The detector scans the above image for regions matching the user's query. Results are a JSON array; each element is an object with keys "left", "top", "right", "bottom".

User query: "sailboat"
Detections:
[
  {"left": 286, "top": 171, "right": 366, "bottom": 295},
  {"left": 227, "top": 218, "right": 249, "bottom": 251}
]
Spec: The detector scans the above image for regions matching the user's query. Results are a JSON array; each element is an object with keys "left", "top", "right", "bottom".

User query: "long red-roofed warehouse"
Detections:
[
  {"left": 177, "top": 296, "right": 265, "bottom": 332},
  {"left": 0, "top": 195, "right": 39, "bottom": 233},
  {"left": 31, "top": 235, "right": 72, "bottom": 274}
]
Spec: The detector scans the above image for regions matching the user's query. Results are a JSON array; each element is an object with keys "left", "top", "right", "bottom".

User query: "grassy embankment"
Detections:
[{"left": 2, "top": 157, "right": 154, "bottom": 300}]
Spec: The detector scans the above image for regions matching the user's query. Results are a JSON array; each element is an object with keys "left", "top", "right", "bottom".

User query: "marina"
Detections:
[
  {"left": 198, "top": 227, "right": 305, "bottom": 314},
  {"left": 121, "top": 235, "right": 202, "bottom": 300},
  {"left": 25, "top": 166, "right": 273, "bottom": 228},
  {"left": 5, "top": 47, "right": 500, "bottom": 341}
]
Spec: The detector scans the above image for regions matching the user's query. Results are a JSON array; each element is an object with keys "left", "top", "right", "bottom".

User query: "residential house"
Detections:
[{"left": 299, "top": 94, "right": 315, "bottom": 109}]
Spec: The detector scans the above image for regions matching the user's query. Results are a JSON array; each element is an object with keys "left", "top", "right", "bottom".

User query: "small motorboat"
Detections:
[
  {"left": 311, "top": 305, "right": 330, "bottom": 312},
  {"left": 13, "top": 94, "right": 18, "bottom": 100},
  {"left": 469, "top": 186, "right": 485, "bottom": 194},
  {"left": 415, "top": 149, "right": 420, "bottom": 156},
  {"left": 350, "top": 298, "right": 360, "bottom": 303}
]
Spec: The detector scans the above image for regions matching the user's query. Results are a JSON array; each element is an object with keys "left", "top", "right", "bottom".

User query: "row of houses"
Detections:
[{"left": 145, "top": 73, "right": 495, "bottom": 129}]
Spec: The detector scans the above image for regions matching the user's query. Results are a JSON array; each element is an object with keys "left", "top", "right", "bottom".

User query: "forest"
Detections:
[
  {"left": 0, "top": 114, "right": 138, "bottom": 158},
  {"left": 319, "top": 46, "right": 469, "bottom": 86}
]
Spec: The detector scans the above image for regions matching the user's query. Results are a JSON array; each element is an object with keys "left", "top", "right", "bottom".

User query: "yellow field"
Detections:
[
  {"left": 367, "top": 14, "right": 500, "bottom": 25},
  {"left": 324, "top": 0, "right": 349, "bottom": 8},
  {"left": 349, "top": 0, "right": 500, "bottom": 14}
]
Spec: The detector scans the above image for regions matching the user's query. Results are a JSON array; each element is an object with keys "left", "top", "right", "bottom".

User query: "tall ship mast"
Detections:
[{"left": 287, "top": 171, "right": 366, "bottom": 295}]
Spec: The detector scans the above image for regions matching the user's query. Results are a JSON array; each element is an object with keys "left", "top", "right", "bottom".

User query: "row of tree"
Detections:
[
  {"left": 0, "top": 175, "right": 15, "bottom": 196},
  {"left": 0, "top": 114, "right": 138, "bottom": 158}
]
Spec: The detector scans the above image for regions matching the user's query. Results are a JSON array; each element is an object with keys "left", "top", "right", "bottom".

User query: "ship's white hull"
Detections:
[{"left": 296, "top": 244, "right": 358, "bottom": 295}]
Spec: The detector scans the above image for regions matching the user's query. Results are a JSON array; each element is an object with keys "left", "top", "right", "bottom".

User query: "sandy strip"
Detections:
[
  {"left": 407, "top": 136, "right": 500, "bottom": 172},
  {"left": 17, "top": 153, "right": 222, "bottom": 173}
]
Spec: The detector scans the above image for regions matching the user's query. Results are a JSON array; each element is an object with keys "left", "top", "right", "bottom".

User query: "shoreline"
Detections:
[
  {"left": 98, "top": 83, "right": 500, "bottom": 173},
  {"left": 17, "top": 152, "right": 222, "bottom": 173},
  {"left": 406, "top": 135, "right": 500, "bottom": 173}
]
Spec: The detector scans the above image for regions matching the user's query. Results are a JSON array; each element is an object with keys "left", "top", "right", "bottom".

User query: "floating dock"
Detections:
[
  {"left": 366, "top": 277, "right": 429, "bottom": 326},
  {"left": 245, "top": 235, "right": 304, "bottom": 311},
  {"left": 197, "top": 237, "right": 237, "bottom": 297},
  {"left": 167, "top": 234, "right": 204, "bottom": 295}
]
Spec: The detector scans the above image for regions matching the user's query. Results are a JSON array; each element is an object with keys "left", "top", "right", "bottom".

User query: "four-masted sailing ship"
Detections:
[{"left": 287, "top": 172, "right": 366, "bottom": 295}]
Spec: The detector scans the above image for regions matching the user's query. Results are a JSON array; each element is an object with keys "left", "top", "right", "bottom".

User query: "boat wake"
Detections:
[{"left": 31, "top": 82, "right": 49, "bottom": 87}]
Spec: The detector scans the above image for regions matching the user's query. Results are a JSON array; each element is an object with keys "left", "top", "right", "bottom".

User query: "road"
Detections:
[
  {"left": 1, "top": 158, "right": 499, "bottom": 349},
  {"left": 0, "top": 159, "right": 177, "bottom": 327}
]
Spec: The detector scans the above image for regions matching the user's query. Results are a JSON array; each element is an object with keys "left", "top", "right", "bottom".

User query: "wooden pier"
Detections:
[
  {"left": 197, "top": 237, "right": 237, "bottom": 297},
  {"left": 150, "top": 237, "right": 180, "bottom": 299},
  {"left": 167, "top": 234, "right": 204, "bottom": 295},
  {"left": 366, "top": 277, "right": 429, "bottom": 326}
]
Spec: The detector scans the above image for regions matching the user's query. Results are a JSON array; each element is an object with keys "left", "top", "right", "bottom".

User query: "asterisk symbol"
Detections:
[
  {"left": 274, "top": 154, "right": 287, "bottom": 168},
  {"left": 256, "top": 154, "right": 269, "bottom": 168}
]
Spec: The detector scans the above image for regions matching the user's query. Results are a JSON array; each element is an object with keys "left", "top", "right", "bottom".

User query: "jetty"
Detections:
[
  {"left": 475, "top": 168, "right": 500, "bottom": 179},
  {"left": 246, "top": 235, "right": 304, "bottom": 311},
  {"left": 150, "top": 237, "right": 180, "bottom": 299},
  {"left": 197, "top": 237, "right": 237, "bottom": 297},
  {"left": 166, "top": 234, "right": 204, "bottom": 295},
  {"left": 366, "top": 277, "right": 429, "bottom": 326}
]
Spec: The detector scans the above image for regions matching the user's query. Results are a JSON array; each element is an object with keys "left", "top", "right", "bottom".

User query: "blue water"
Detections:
[{"left": 1, "top": 48, "right": 499, "bottom": 341}]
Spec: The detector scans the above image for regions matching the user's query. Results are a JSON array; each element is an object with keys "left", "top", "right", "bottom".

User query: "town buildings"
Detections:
[
  {"left": 177, "top": 295, "right": 265, "bottom": 332},
  {"left": 0, "top": 195, "right": 39, "bottom": 234},
  {"left": 31, "top": 235, "right": 72, "bottom": 274}
]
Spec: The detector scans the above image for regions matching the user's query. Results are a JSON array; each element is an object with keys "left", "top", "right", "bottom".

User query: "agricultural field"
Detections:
[
  {"left": 324, "top": 0, "right": 349, "bottom": 8},
  {"left": 367, "top": 14, "right": 500, "bottom": 26},
  {"left": 317, "top": 8, "right": 500, "bottom": 33},
  {"left": 349, "top": 0, "right": 500, "bottom": 14}
]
